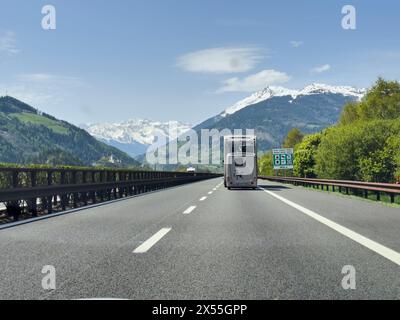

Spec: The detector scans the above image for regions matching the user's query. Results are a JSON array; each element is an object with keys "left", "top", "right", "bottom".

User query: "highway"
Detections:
[{"left": 0, "top": 177, "right": 399, "bottom": 300}]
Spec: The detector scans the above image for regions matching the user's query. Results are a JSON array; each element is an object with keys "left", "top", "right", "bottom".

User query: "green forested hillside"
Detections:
[
  {"left": 0, "top": 96, "right": 139, "bottom": 167},
  {"left": 259, "top": 79, "right": 400, "bottom": 183}
]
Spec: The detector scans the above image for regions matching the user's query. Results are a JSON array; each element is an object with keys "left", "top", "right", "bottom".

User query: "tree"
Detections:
[
  {"left": 283, "top": 128, "right": 304, "bottom": 148},
  {"left": 313, "top": 78, "right": 400, "bottom": 182},
  {"left": 339, "top": 102, "right": 359, "bottom": 125},
  {"left": 386, "top": 135, "right": 400, "bottom": 181},
  {"left": 258, "top": 151, "right": 274, "bottom": 176},
  {"left": 293, "top": 133, "right": 322, "bottom": 178},
  {"left": 338, "top": 78, "right": 400, "bottom": 126},
  {"left": 315, "top": 120, "right": 400, "bottom": 182},
  {"left": 357, "top": 78, "right": 400, "bottom": 121}
]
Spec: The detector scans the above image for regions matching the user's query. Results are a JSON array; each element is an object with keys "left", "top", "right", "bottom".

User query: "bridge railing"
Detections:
[
  {"left": 0, "top": 167, "right": 221, "bottom": 223},
  {"left": 259, "top": 176, "right": 400, "bottom": 204}
]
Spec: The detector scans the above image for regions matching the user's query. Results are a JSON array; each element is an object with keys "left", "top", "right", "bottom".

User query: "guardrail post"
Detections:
[
  {"left": 72, "top": 171, "right": 78, "bottom": 208},
  {"left": 124, "top": 172, "right": 128, "bottom": 196},
  {"left": 128, "top": 172, "right": 133, "bottom": 196},
  {"left": 11, "top": 170, "right": 18, "bottom": 189},
  {"left": 30, "top": 171, "right": 38, "bottom": 217},
  {"left": 105, "top": 171, "right": 111, "bottom": 200},
  {"left": 82, "top": 171, "right": 88, "bottom": 205},
  {"left": 113, "top": 172, "right": 118, "bottom": 199},
  {"left": 47, "top": 171, "right": 53, "bottom": 213},
  {"left": 91, "top": 171, "right": 96, "bottom": 204},
  {"left": 8, "top": 170, "right": 21, "bottom": 220},
  {"left": 376, "top": 192, "right": 381, "bottom": 201},
  {"left": 390, "top": 193, "right": 395, "bottom": 204},
  {"left": 117, "top": 172, "right": 123, "bottom": 198},
  {"left": 144, "top": 172, "right": 148, "bottom": 193},
  {"left": 99, "top": 171, "right": 104, "bottom": 201},
  {"left": 124, "top": 172, "right": 127, "bottom": 194},
  {"left": 133, "top": 172, "right": 137, "bottom": 195},
  {"left": 60, "top": 171, "right": 67, "bottom": 210}
]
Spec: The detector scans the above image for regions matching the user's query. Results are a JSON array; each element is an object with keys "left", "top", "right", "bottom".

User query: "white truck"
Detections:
[{"left": 224, "top": 135, "right": 257, "bottom": 189}]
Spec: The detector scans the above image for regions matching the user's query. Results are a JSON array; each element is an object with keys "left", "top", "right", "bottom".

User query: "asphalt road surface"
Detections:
[{"left": 0, "top": 178, "right": 399, "bottom": 300}]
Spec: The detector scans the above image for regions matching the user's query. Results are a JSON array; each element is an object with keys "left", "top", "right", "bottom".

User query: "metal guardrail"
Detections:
[
  {"left": 259, "top": 176, "right": 400, "bottom": 204},
  {"left": 0, "top": 167, "right": 221, "bottom": 223}
]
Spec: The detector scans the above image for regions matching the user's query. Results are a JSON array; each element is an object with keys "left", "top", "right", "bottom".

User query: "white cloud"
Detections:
[
  {"left": 310, "top": 64, "right": 331, "bottom": 74},
  {"left": 0, "top": 31, "right": 19, "bottom": 55},
  {"left": 216, "top": 69, "right": 291, "bottom": 93},
  {"left": 290, "top": 41, "right": 304, "bottom": 48},
  {"left": 177, "top": 47, "right": 264, "bottom": 74}
]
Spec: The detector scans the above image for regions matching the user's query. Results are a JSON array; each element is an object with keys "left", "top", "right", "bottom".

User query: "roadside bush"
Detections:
[
  {"left": 293, "top": 133, "right": 322, "bottom": 178},
  {"left": 314, "top": 120, "right": 400, "bottom": 182}
]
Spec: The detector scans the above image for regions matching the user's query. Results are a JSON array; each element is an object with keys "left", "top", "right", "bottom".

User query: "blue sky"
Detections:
[{"left": 0, "top": 0, "right": 400, "bottom": 125}]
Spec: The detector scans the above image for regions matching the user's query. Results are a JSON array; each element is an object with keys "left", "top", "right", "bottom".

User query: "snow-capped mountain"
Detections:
[
  {"left": 83, "top": 83, "right": 366, "bottom": 159},
  {"left": 194, "top": 83, "right": 367, "bottom": 153},
  {"left": 221, "top": 83, "right": 366, "bottom": 117},
  {"left": 82, "top": 119, "right": 191, "bottom": 157},
  {"left": 221, "top": 86, "right": 299, "bottom": 117},
  {"left": 299, "top": 83, "right": 366, "bottom": 99}
]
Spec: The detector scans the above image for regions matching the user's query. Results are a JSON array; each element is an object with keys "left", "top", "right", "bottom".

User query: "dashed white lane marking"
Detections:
[
  {"left": 208, "top": 191, "right": 213, "bottom": 195},
  {"left": 213, "top": 188, "right": 217, "bottom": 191},
  {"left": 259, "top": 187, "right": 400, "bottom": 266},
  {"left": 183, "top": 205, "right": 197, "bottom": 215},
  {"left": 199, "top": 197, "right": 207, "bottom": 201},
  {"left": 133, "top": 228, "right": 172, "bottom": 253}
]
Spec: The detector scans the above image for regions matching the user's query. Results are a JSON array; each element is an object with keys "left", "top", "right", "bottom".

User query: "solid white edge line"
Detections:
[
  {"left": 183, "top": 205, "right": 197, "bottom": 214},
  {"left": 259, "top": 187, "right": 400, "bottom": 266},
  {"left": 199, "top": 197, "right": 207, "bottom": 201},
  {"left": 133, "top": 228, "right": 172, "bottom": 253}
]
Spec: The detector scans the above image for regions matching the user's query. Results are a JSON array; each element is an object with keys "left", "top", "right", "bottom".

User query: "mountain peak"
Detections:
[
  {"left": 221, "top": 86, "right": 298, "bottom": 117},
  {"left": 83, "top": 118, "right": 192, "bottom": 146},
  {"left": 300, "top": 83, "right": 366, "bottom": 98},
  {"left": 221, "top": 83, "right": 366, "bottom": 117}
]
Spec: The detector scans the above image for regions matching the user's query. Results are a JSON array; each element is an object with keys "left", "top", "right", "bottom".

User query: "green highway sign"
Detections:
[{"left": 273, "top": 148, "right": 294, "bottom": 170}]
